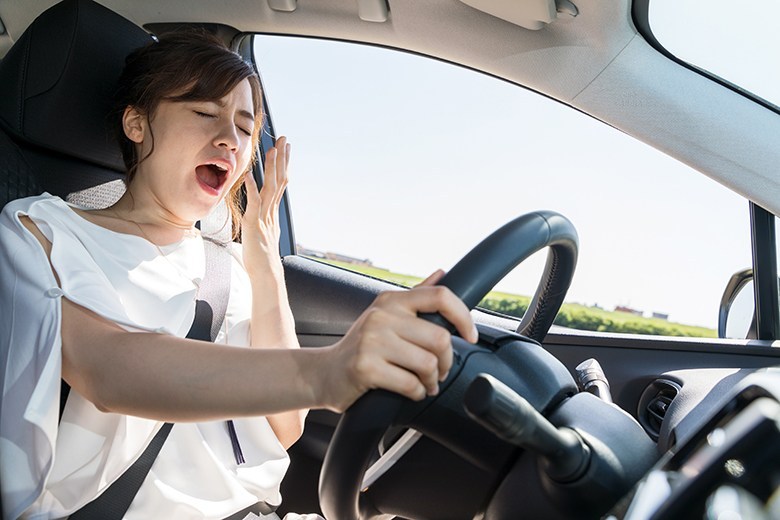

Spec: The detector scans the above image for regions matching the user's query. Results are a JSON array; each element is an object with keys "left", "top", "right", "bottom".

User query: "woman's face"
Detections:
[{"left": 125, "top": 78, "right": 256, "bottom": 224}]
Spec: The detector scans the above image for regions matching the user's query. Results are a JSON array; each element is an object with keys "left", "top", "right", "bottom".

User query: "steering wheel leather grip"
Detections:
[
  {"left": 320, "top": 211, "right": 579, "bottom": 520},
  {"left": 422, "top": 211, "right": 578, "bottom": 342}
]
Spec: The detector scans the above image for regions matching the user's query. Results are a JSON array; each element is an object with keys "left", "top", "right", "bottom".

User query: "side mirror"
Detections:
[{"left": 718, "top": 269, "right": 756, "bottom": 339}]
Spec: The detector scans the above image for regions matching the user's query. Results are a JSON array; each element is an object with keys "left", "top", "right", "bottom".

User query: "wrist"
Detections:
[
  {"left": 246, "top": 257, "right": 284, "bottom": 282},
  {"left": 299, "top": 346, "right": 336, "bottom": 410}
]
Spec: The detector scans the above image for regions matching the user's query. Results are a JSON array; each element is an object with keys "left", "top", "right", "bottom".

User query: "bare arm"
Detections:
[
  {"left": 20, "top": 212, "right": 478, "bottom": 423},
  {"left": 60, "top": 296, "right": 325, "bottom": 421},
  {"left": 242, "top": 137, "right": 307, "bottom": 447},
  {"left": 60, "top": 278, "right": 476, "bottom": 422}
]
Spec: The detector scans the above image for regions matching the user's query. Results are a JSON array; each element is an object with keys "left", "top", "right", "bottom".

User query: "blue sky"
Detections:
[{"left": 252, "top": 2, "right": 775, "bottom": 329}]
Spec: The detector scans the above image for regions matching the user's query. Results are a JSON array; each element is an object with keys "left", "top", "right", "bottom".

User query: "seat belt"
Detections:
[{"left": 68, "top": 203, "right": 234, "bottom": 520}]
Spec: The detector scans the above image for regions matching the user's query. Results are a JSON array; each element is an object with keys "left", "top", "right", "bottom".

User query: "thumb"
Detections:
[{"left": 416, "top": 269, "right": 446, "bottom": 288}]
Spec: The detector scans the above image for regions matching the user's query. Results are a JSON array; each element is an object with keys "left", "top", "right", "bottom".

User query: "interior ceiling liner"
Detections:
[{"left": 458, "top": 0, "right": 577, "bottom": 30}]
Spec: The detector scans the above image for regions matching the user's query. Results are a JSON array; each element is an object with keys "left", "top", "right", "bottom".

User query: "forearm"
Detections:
[
  {"left": 249, "top": 272, "right": 298, "bottom": 349},
  {"left": 249, "top": 271, "right": 308, "bottom": 447},
  {"left": 62, "top": 298, "right": 326, "bottom": 422}
]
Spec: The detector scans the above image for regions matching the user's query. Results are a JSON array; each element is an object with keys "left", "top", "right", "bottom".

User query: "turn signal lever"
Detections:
[
  {"left": 464, "top": 373, "right": 590, "bottom": 483},
  {"left": 575, "top": 358, "right": 613, "bottom": 403}
]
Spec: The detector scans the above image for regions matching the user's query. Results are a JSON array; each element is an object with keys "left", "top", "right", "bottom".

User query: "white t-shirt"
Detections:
[{"left": 0, "top": 194, "right": 291, "bottom": 519}]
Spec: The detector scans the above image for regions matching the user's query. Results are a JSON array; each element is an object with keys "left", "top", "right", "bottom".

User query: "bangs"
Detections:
[{"left": 166, "top": 58, "right": 263, "bottom": 120}]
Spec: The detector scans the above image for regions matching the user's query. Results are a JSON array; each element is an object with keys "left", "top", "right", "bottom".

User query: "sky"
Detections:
[{"left": 252, "top": 1, "right": 776, "bottom": 330}]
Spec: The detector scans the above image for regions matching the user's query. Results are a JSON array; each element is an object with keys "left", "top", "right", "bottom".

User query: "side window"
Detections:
[{"left": 253, "top": 35, "right": 752, "bottom": 338}]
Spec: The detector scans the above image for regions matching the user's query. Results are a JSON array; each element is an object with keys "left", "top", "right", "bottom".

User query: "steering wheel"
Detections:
[{"left": 319, "top": 211, "right": 579, "bottom": 520}]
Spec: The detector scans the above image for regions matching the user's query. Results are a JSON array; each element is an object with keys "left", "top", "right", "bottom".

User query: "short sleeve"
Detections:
[{"left": 0, "top": 197, "right": 68, "bottom": 518}]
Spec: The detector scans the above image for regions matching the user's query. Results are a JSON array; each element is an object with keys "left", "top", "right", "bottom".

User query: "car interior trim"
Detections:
[
  {"left": 631, "top": 0, "right": 780, "bottom": 115},
  {"left": 749, "top": 202, "right": 780, "bottom": 340},
  {"left": 360, "top": 428, "right": 423, "bottom": 491}
]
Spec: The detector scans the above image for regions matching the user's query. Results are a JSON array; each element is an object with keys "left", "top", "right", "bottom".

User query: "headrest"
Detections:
[{"left": 0, "top": 0, "right": 154, "bottom": 172}]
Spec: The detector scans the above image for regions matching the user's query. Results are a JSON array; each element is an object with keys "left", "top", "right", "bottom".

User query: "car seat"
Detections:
[{"left": 0, "top": 0, "right": 154, "bottom": 210}]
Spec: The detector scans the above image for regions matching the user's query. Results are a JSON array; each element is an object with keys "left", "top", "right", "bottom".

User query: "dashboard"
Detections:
[{"left": 613, "top": 368, "right": 780, "bottom": 519}]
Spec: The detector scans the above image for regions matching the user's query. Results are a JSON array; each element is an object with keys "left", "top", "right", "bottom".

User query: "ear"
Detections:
[{"left": 122, "top": 106, "right": 147, "bottom": 143}]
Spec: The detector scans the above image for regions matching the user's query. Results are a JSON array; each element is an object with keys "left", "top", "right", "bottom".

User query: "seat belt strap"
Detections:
[
  {"left": 68, "top": 201, "right": 234, "bottom": 519},
  {"left": 66, "top": 423, "right": 173, "bottom": 520}
]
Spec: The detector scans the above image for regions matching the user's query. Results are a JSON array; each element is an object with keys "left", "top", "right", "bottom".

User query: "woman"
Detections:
[{"left": 0, "top": 33, "right": 477, "bottom": 519}]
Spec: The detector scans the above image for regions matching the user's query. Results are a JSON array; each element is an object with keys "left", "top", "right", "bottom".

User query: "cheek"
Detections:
[
  {"left": 238, "top": 144, "right": 254, "bottom": 172},
  {"left": 225, "top": 169, "right": 246, "bottom": 195}
]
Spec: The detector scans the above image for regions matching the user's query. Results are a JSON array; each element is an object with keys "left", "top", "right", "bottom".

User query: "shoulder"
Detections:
[
  {"left": 2, "top": 193, "right": 66, "bottom": 217},
  {"left": 2, "top": 193, "right": 74, "bottom": 233},
  {"left": 1, "top": 193, "right": 67, "bottom": 250}
]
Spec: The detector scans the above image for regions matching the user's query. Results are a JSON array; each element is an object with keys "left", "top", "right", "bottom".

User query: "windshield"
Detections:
[{"left": 648, "top": 0, "right": 780, "bottom": 109}]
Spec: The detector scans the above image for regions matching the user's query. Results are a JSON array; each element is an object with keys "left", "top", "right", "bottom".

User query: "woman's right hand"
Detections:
[{"left": 318, "top": 271, "right": 478, "bottom": 413}]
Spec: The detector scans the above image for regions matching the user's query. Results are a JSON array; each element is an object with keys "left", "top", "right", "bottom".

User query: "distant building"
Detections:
[
  {"left": 297, "top": 244, "right": 325, "bottom": 259},
  {"left": 297, "top": 244, "right": 373, "bottom": 266},
  {"left": 652, "top": 312, "right": 669, "bottom": 321},
  {"left": 323, "top": 251, "right": 373, "bottom": 266},
  {"left": 615, "top": 305, "right": 643, "bottom": 317}
]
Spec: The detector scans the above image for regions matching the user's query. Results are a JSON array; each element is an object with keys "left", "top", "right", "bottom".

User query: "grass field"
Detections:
[{"left": 307, "top": 257, "right": 717, "bottom": 338}]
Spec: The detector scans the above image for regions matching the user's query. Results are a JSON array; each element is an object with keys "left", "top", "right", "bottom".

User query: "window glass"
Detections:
[
  {"left": 253, "top": 35, "right": 752, "bottom": 337},
  {"left": 648, "top": 0, "right": 780, "bottom": 108}
]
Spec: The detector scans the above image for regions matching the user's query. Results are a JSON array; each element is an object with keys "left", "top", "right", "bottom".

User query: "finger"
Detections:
[
  {"left": 383, "top": 336, "right": 447, "bottom": 395},
  {"left": 391, "top": 286, "right": 478, "bottom": 344},
  {"left": 271, "top": 140, "right": 290, "bottom": 208},
  {"left": 357, "top": 334, "right": 439, "bottom": 395},
  {"left": 363, "top": 360, "right": 429, "bottom": 401},
  {"left": 260, "top": 147, "right": 278, "bottom": 211},
  {"left": 355, "top": 303, "right": 448, "bottom": 395},
  {"left": 244, "top": 169, "right": 258, "bottom": 190},
  {"left": 275, "top": 135, "right": 287, "bottom": 160},
  {"left": 394, "top": 318, "right": 453, "bottom": 382},
  {"left": 350, "top": 341, "right": 428, "bottom": 400},
  {"left": 242, "top": 172, "right": 260, "bottom": 220},
  {"left": 416, "top": 269, "right": 445, "bottom": 288}
]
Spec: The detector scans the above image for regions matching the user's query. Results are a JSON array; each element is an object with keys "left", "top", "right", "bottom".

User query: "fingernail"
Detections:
[
  {"left": 429, "top": 385, "right": 439, "bottom": 396},
  {"left": 472, "top": 325, "right": 479, "bottom": 343},
  {"left": 439, "top": 370, "right": 450, "bottom": 382}
]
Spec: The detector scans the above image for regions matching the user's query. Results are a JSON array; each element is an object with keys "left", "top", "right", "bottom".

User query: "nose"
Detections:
[{"left": 214, "top": 121, "right": 239, "bottom": 153}]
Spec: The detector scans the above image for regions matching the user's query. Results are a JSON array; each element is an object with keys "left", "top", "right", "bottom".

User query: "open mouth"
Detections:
[{"left": 195, "top": 162, "right": 229, "bottom": 192}]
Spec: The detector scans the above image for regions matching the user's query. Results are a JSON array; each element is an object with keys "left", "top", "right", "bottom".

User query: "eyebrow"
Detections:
[
  {"left": 236, "top": 109, "right": 255, "bottom": 122},
  {"left": 209, "top": 99, "right": 255, "bottom": 122}
]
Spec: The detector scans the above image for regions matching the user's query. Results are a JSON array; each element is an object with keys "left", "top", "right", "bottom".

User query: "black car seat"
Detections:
[{"left": 0, "top": 0, "right": 153, "bottom": 210}]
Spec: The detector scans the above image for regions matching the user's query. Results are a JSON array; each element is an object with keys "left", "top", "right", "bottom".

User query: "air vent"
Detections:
[{"left": 637, "top": 379, "right": 681, "bottom": 442}]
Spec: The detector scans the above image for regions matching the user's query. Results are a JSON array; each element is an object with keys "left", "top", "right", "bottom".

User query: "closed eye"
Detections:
[
  {"left": 237, "top": 126, "right": 252, "bottom": 136},
  {"left": 195, "top": 111, "right": 216, "bottom": 118}
]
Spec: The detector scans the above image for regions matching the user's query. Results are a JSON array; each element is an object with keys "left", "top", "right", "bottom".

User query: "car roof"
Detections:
[{"left": 2, "top": 0, "right": 778, "bottom": 215}]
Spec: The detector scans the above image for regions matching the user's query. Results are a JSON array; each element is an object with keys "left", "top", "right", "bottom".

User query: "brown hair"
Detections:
[{"left": 112, "top": 31, "right": 263, "bottom": 239}]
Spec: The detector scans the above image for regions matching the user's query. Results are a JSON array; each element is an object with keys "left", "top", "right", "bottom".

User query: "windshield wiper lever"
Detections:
[
  {"left": 464, "top": 373, "right": 590, "bottom": 483},
  {"left": 575, "top": 358, "right": 613, "bottom": 403}
]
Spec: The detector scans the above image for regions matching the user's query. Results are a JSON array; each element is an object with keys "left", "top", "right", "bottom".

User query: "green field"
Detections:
[{"left": 308, "top": 257, "right": 717, "bottom": 338}]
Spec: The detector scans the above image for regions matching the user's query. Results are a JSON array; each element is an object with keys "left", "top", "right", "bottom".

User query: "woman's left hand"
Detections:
[
  {"left": 241, "top": 136, "right": 290, "bottom": 280},
  {"left": 241, "top": 136, "right": 304, "bottom": 446}
]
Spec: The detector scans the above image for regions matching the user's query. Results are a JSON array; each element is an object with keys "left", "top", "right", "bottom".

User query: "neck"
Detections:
[{"left": 110, "top": 189, "right": 197, "bottom": 244}]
